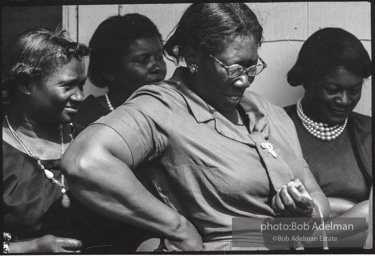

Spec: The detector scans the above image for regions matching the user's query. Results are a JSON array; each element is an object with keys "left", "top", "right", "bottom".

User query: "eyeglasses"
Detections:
[{"left": 208, "top": 54, "right": 267, "bottom": 78}]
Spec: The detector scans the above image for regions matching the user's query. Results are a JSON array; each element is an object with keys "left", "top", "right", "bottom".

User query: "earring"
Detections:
[
  {"left": 189, "top": 64, "right": 199, "bottom": 73},
  {"left": 172, "top": 45, "right": 179, "bottom": 56}
]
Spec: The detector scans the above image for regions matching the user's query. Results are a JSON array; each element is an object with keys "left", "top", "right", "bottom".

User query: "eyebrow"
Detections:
[{"left": 61, "top": 77, "right": 87, "bottom": 86}]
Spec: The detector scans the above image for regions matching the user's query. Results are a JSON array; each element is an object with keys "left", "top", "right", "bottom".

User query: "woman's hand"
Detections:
[
  {"left": 272, "top": 178, "right": 315, "bottom": 217},
  {"left": 9, "top": 235, "right": 82, "bottom": 253},
  {"left": 164, "top": 220, "right": 203, "bottom": 251}
]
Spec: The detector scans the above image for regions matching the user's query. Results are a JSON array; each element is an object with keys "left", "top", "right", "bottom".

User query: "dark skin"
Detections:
[
  {"left": 61, "top": 34, "right": 328, "bottom": 252},
  {"left": 3, "top": 58, "right": 86, "bottom": 253},
  {"left": 186, "top": 35, "right": 329, "bottom": 218},
  {"left": 300, "top": 66, "right": 369, "bottom": 243},
  {"left": 301, "top": 66, "right": 363, "bottom": 126},
  {"left": 99, "top": 36, "right": 167, "bottom": 110}
]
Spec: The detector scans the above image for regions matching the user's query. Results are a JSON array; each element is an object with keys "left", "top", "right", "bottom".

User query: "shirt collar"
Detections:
[
  {"left": 166, "top": 67, "right": 270, "bottom": 141},
  {"left": 166, "top": 67, "right": 215, "bottom": 124}
]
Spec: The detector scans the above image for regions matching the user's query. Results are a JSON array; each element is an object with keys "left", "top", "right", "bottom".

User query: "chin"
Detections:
[
  {"left": 60, "top": 114, "right": 74, "bottom": 124},
  {"left": 326, "top": 116, "right": 348, "bottom": 126}
]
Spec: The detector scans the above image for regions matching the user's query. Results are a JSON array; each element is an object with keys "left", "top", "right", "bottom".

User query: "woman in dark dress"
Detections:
[
  {"left": 74, "top": 13, "right": 167, "bottom": 127},
  {"left": 2, "top": 28, "right": 140, "bottom": 253},
  {"left": 285, "top": 27, "right": 372, "bottom": 245}
]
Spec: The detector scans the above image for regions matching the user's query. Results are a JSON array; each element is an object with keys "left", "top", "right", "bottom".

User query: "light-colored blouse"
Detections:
[{"left": 94, "top": 67, "right": 323, "bottom": 250}]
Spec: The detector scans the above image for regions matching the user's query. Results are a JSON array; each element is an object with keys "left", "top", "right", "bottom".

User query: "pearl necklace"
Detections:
[
  {"left": 105, "top": 93, "right": 114, "bottom": 111},
  {"left": 296, "top": 99, "right": 347, "bottom": 141},
  {"left": 5, "top": 115, "right": 71, "bottom": 208}
]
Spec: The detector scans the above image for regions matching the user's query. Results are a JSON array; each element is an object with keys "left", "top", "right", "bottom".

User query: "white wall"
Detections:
[{"left": 63, "top": 2, "right": 372, "bottom": 116}]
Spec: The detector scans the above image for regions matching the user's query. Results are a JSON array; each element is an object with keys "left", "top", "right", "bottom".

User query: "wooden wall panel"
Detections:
[
  {"left": 2, "top": 6, "right": 62, "bottom": 48},
  {"left": 248, "top": 2, "right": 308, "bottom": 41},
  {"left": 308, "top": 2, "right": 371, "bottom": 40},
  {"left": 77, "top": 5, "right": 119, "bottom": 45},
  {"left": 76, "top": 5, "right": 120, "bottom": 97},
  {"left": 255, "top": 41, "right": 305, "bottom": 107},
  {"left": 62, "top": 6, "right": 78, "bottom": 41},
  {"left": 354, "top": 41, "right": 372, "bottom": 115},
  {"left": 62, "top": 2, "right": 372, "bottom": 116}
]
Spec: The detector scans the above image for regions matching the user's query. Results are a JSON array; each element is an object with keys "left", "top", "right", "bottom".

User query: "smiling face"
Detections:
[
  {"left": 193, "top": 35, "right": 259, "bottom": 117},
  {"left": 302, "top": 66, "right": 363, "bottom": 125},
  {"left": 110, "top": 36, "right": 167, "bottom": 98},
  {"left": 29, "top": 58, "right": 86, "bottom": 124}
]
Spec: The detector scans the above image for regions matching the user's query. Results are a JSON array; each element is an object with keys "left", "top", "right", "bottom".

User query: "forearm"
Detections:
[
  {"left": 330, "top": 199, "right": 369, "bottom": 220},
  {"left": 8, "top": 240, "right": 38, "bottom": 254},
  {"left": 322, "top": 200, "right": 369, "bottom": 239},
  {"left": 328, "top": 197, "right": 358, "bottom": 218},
  {"left": 63, "top": 153, "right": 192, "bottom": 242},
  {"left": 310, "top": 192, "right": 330, "bottom": 218}
]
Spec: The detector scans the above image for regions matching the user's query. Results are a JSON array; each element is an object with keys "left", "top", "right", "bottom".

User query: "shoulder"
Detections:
[
  {"left": 350, "top": 112, "right": 372, "bottom": 125},
  {"left": 126, "top": 82, "right": 187, "bottom": 113},
  {"left": 3, "top": 140, "right": 27, "bottom": 183},
  {"left": 241, "top": 90, "right": 290, "bottom": 120},
  {"left": 75, "top": 95, "right": 108, "bottom": 127},
  {"left": 283, "top": 104, "right": 297, "bottom": 116},
  {"left": 349, "top": 111, "right": 372, "bottom": 136}
]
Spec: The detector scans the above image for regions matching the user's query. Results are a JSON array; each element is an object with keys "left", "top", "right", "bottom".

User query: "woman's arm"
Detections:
[
  {"left": 8, "top": 235, "right": 82, "bottom": 253},
  {"left": 61, "top": 124, "right": 202, "bottom": 251},
  {"left": 272, "top": 166, "right": 330, "bottom": 218},
  {"left": 300, "top": 166, "right": 330, "bottom": 218},
  {"left": 328, "top": 197, "right": 359, "bottom": 218}
]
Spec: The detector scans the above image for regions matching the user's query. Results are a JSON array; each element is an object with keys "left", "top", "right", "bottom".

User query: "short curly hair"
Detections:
[
  {"left": 164, "top": 3, "right": 263, "bottom": 65},
  {"left": 2, "top": 27, "right": 89, "bottom": 107},
  {"left": 88, "top": 13, "right": 163, "bottom": 88},
  {"left": 287, "top": 27, "right": 372, "bottom": 86}
]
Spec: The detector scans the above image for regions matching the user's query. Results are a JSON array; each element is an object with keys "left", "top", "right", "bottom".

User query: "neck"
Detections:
[
  {"left": 300, "top": 98, "right": 322, "bottom": 124},
  {"left": 221, "top": 109, "right": 243, "bottom": 125},
  {"left": 181, "top": 68, "right": 243, "bottom": 125},
  {"left": 5, "top": 107, "right": 65, "bottom": 141},
  {"left": 107, "top": 87, "right": 135, "bottom": 106}
]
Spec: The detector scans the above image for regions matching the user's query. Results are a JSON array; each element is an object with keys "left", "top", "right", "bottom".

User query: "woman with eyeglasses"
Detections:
[{"left": 61, "top": 3, "right": 329, "bottom": 251}]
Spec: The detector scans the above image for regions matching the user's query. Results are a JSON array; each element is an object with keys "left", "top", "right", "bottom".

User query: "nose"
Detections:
[
  {"left": 234, "top": 74, "right": 252, "bottom": 88},
  {"left": 149, "top": 56, "right": 166, "bottom": 74},
  {"left": 71, "top": 87, "right": 84, "bottom": 102},
  {"left": 334, "top": 90, "right": 351, "bottom": 106}
]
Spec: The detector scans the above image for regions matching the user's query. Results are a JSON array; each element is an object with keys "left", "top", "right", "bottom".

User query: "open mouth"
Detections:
[{"left": 229, "top": 95, "right": 240, "bottom": 101}]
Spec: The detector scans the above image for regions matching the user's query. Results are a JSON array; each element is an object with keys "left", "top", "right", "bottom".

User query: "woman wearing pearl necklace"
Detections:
[
  {"left": 74, "top": 13, "right": 167, "bottom": 128},
  {"left": 285, "top": 27, "right": 372, "bottom": 244}
]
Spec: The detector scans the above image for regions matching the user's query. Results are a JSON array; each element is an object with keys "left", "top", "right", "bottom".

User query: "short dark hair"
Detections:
[
  {"left": 2, "top": 27, "right": 89, "bottom": 107},
  {"left": 287, "top": 27, "right": 372, "bottom": 86},
  {"left": 88, "top": 13, "right": 163, "bottom": 88},
  {"left": 164, "top": 3, "right": 263, "bottom": 65}
]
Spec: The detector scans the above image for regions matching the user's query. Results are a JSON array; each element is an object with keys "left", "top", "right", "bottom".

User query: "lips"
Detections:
[
  {"left": 226, "top": 93, "right": 243, "bottom": 104},
  {"left": 65, "top": 106, "right": 78, "bottom": 112},
  {"left": 330, "top": 108, "right": 348, "bottom": 114},
  {"left": 229, "top": 95, "right": 240, "bottom": 101}
]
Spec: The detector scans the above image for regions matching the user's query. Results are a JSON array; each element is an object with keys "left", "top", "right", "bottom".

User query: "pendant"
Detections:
[
  {"left": 44, "top": 169, "right": 54, "bottom": 180},
  {"left": 61, "top": 193, "right": 71, "bottom": 208},
  {"left": 261, "top": 142, "right": 277, "bottom": 158}
]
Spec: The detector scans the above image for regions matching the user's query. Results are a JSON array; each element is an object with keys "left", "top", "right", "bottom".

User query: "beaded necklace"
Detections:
[
  {"left": 296, "top": 98, "right": 347, "bottom": 141},
  {"left": 5, "top": 115, "right": 71, "bottom": 208},
  {"left": 105, "top": 93, "right": 114, "bottom": 111}
]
